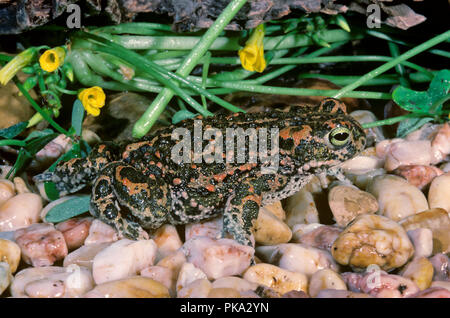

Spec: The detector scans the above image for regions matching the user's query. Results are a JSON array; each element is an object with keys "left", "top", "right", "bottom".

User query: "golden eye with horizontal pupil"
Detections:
[{"left": 329, "top": 127, "right": 351, "bottom": 147}]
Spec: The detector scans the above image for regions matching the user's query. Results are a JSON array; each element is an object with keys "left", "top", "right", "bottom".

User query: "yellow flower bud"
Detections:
[
  {"left": 39, "top": 47, "right": 66, "bottom": 73},
  {"left": 238, "top": 24, "right": 266, "bottom": 73},
  {"left": 78, "top": 86, "right": 106, "bottom": 117},
  {"left": 0, "top": 48, "right": 37, "bottom": 85}
]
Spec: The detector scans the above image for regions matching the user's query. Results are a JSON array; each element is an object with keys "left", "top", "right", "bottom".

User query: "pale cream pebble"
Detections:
[
  {"left": 177, "top": 279, "right": 212, "bottom": 298},
  {"left": 292, "top": 225, "right": 341, "bottom": 252},
  {"left": 360, "top": 272, "right": 419, "bottom": 298},
  {"left": 185, "top": 216, "right": 222, "bottom": 241},
  {"left": 211, "top": 276, "right": 258, "bottom": 293},
  {"left": 63, "top": 243, "right": 111, "bottom": 270},
  {"left": 141, "top": 266, "right": 173, "bottom": 296},
  {"left": 14, "top": 223, "right": 68, "bottom": 267},
  {"left": 366, "top": 174, "right": 429, "bottom": 221},
  {"left": 345, "top": 168, "right": 386, "bottom": 190},
  {"left": 430, "top": 281, "right": 450, "bottom": 291},
  {"left": 262, "top": 201, "right": 285, "bottom": 220},
  {"left": 11, "top": 265, "right": 94, "bottom": 298},
  {"left": 340, "top": 147, "right": 384, "bottom": 175},
  {"left": 243, "top": 263, "right": 308, "bottom": 295},
  {"left": 0, "top": 262, "right": 12, "bottom": 295},
  {"left": 428, "top": 172, "right": 450, "bottom": 213},
  {"left": 40, "top": 195, "right": 75, "bottom": 221},
  {"left": 281, "top": 290, "right": 309, "bottom": 298},
  {"left": 83, "top": 276, "right": 170, "bottom": 298},
  {"left": 375, "top": 138, "right": 403, "bottom": 159},
  {"left": 55, "top": 217, "right": 93, "bottom": 250},
  {"left": 151, "top": 224, "right": 182, "bottom": 262},
  {"left": 407, "top": 228, "right": 433, "bottom": 258},
  {"left": 429, "top": 254, "right": 449, "bottom": 282},
  {"left": 316, "top": 289, "right": 372, "bottom": 298},
  {"left": 284, "top": 189, "right": 319, "bottom": 228},
  {"left": 405, "top": 123, "right": 441, "bottom": 142},
  {"left": 430, "top": 122, "right": 450, "bottom": 164},
  {"left": 0, "top": 179, "right": 15, "bottom": 206},
  {"left": 208, "top": 287, "right": 241, "bottom": 298},
  {"left": 308, "top": 269, "right": 347, "bottom": 297},
  {"left": 384, "top": 140, "right": 433, "bottom": 171},
  {"left": 331, "top": 214, "right": 414, "bottom": 271},
  {"left": 408, "top": 287, "right": 450, "bottom": 298},
  {"left": 175, "top": 262, "right": 208, "bottom": 292},
  {"left": 12, "top": 177, "right": 30, "bottom": 194},
  {"left": 256, "top": 244, "right": 337, "bottom": 277},
  {"left": 84, "top": 219, "right": 119, "bottom": 245},
  {"left": 0, "top": 238, "right": 20, "bottom": 273},
  {"left": 92, "top": 239, "right": 157, "bottom": 285},
  {"left": 400, "top": 208, "right": 450, "bottom": 254},
  {"left": 156, "top": 250, "right": 187, "bottom": 294},
  {"left": 291, "top": 223, "right": 323, "bottom": 239},
  {"left": 253, "top": 205, "right": 292, "bottom": 245},
  {"left": 393, "top": 165, "right": 443, "bottom": 190},
  {"left": 350, "top": 110, "right": 385, "bottom": 146},
  {"left": 303, "top": 175, "right": 324, "bottom": 194},
  {"left": 401, "top": 257, "right": 434, "bottom": 291},
  {"left": 328, "top": 183, "right": 378, "bottom": 227},
  {"left": 0, "top": 193, "right": 43, "bottom": 231},
  {"left": 182, "top": 237, "right": 254, "bottom": 280}
]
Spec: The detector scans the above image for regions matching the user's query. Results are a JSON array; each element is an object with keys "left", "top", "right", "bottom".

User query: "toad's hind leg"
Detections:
[
  {"left": 90, "top": 163, "right": 149, "bottom": 240},
  {"left": 222, "top": 179, "right": 262, "bottom": 247}
]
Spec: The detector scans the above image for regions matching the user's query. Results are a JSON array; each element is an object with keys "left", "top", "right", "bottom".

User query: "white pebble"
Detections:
[
  {"left": 185, "top": 217, "right": 222, "bottom": 241},
  {"left": 0, "top": 262, "right": 12, "bottom": 295},
  {"left": 0, "top": 179, "right": 15, "bottom": 206},
  {"left": 284, "top": 189, "right": 319, "bottom": 228},
  {"left": 176, "top": 262, "right": 207, "bottom": 292},
  {"left": 407, "top": 228, "right": 433, "bottom": 258},
  {"left": 308, "top": 269, "right": 347, "bottom": 297},
  {"left": 84, "top": 219, "right": 119, "bottom": 245},
  {"left": 0, "top": 193, "right": 42, "bottom": 231},
  {"left": 177, "top": 278, "right": 212, "bottom": 298},
  {"left": 152, "top": 224, "right": 182, "bottom": 262},
  {"left": 428, "top": 172, "right": 450, "bottom": 213}
]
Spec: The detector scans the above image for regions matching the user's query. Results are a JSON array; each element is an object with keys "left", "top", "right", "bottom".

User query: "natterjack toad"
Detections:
[{"left": 36, "top": 98, "right": 366, "bottom": 246}]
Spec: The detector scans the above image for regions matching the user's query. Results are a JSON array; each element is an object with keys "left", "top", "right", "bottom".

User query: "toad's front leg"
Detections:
[
  {"left": 90, "top": 162, "right": 169, "bottom": 240},
  {"left": 222, "top": 179, "right": 262, "bottom": 247}
]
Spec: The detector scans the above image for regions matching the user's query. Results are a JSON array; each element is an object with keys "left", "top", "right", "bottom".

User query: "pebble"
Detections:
[
  {"left": 185, "top": 217, "right": 222, "bottom": 241},
  {"left": 401, "top": 257, "right": 434, "bottom": 291},
  {"left": 211, "top": 276, "right": 258, "bottom": 293},
  {"left": 399, "top": 208, "right": 450, "bottom": 254},
  {"left": 140, "top": 265, "right": 173, "bottom": 294},
  {"left": 261, "top": 201, "right": 286, "bottom": 220},
  {"left": 84, "top": 219, "right": 119, "bottom": 245},
  {"left": 83, "top": 276, "right": 170, "bottom": 298},
  {"left": 308, "top": 269, "right": 347, "bottom": 297},
  {"left": 340, "top": 147, "right": 384, "bottom": 175},
  {"left": 284, "top": 189, "right": 319, "bottom": 228},
  {"left": 429, "top": 253, "right": 449, "bottom": 282},
  {"left": 345, "top": 168, "right": 385, "bottom": 190},
  {"left": 332, "top": 214, "right": 414, "bottom": 271},
  {"left": 256, "top": 243, "right": 337, "bottom": 277},
  {"left": 152, "top": 224, "right": 182, "bottom": 262},
  {"left": 63, "top": 242, "right": 111, "bottom": 269},
  {"left": 409, "top": 287, "right": 450, "bottom": 298},
  {"left": 316, "top": 289, "right": 372, "bottom": 298},
  {"left": 55, "top": 217, "right": 92, "bottom": 250},
  {"left": 11, "top": 266, "right": 94, "bottom": 298},
  {"left": 430, "top": 281, "right": 450, "bottom": 291},
  {"left": 0, "top": 238, "right": 21, "bottom": 273},
  {"left": 208, "top": 287, "right": 241, "bottom": 298},
  {"left": 182, "top": 237, "right": 254, "bottom": 280},
  {"left": 366, "top": 174, "right": 429, "bottom": 221},
  {"left": 92, "top": 239, "right": 157, "bottom": 284},
  {"left": 383, "top": 140, "right": 433, "bottom": 171},
  {"left": 292, "top": 224, "right": 341, "bottom": 252},
  {"left": 427, "top": 172, "right": 450, "bottom": 213},
  {"left": 430, "top": 122, "right": 450, "bottom": 164},
  {"left": 0, "top": 262, "right": 12, "bottom": 295},
  {"left": 176, "top": 262, "right": 207, "bottom": 292},
  {"left": 407, "top": 228, "right": 433, "bottom": 258},
  {"left": 328, "top": 183, "right": 378, "bottom": 227},
  {"left": 12, "top": 177, "right": 31, "bottom": 194},
  {"left": 393, "top": 165, "right": 443, "bottom": 190},
  {"left": 0, "top": 179, "right": 15, "bottom": 206},
  {"left": 177, "top": 278, "right": 212, "bottom": 298},
  {"left": 14, "top": 223, "right": 68, "bottom": 267},
  {"left": 243, "top": 263, "right": 308, "bottom": 295},
  {"left": 253, "top": 204, "right": 292, "bottom": 245},
  {"left": 0, "top": 193, "right": 43, "bottom": 231}
]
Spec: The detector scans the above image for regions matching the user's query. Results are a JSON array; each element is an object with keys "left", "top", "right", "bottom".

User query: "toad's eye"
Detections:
[{"left": 329, "top": 127, "right": 351, "bottom": 147}]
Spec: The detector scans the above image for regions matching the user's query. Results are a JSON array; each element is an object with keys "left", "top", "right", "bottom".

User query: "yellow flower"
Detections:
[
  {"left": 39, "top": 47, "right": 66, "bottom": 73},
  {"left": 0, "top": 48, "right": 36, "bottom": 85},
  {"left": 78, "top": 86, "right": 106, "bottom": 117},
  {"left": 238, "top": 24, "right": 266, "bottom": 73}
]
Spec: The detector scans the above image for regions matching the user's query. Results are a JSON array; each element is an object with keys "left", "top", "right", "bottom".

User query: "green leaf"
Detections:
[
  {"left": 24, "top": 128, "right": 54, "bottom": 141},
  {"left": 44, "top": 181, "right": 60, "bottom": 201},
  {"left": 396, "top": 117, "right": 434, "bottom": 138},
  {"left": 427, "top": 69, "right": 450, "bottom": 104},
  {"left": 25, "top": 133, "right": 59, "bottom": 154},
  {"left": 392, "top": 87, "right": 431, "bottom": 112},
  {"left": 71, "top": 99, "right": 85, "bottom": 136},
  {"left": 0, "top": 121, "right": 28, "bottom": 139},
  {"left": 172, "top": 110, "right": 198, "bottom": 124},
  {"left": 44, "top": 195, "right": 91, "bottom": 223}
]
